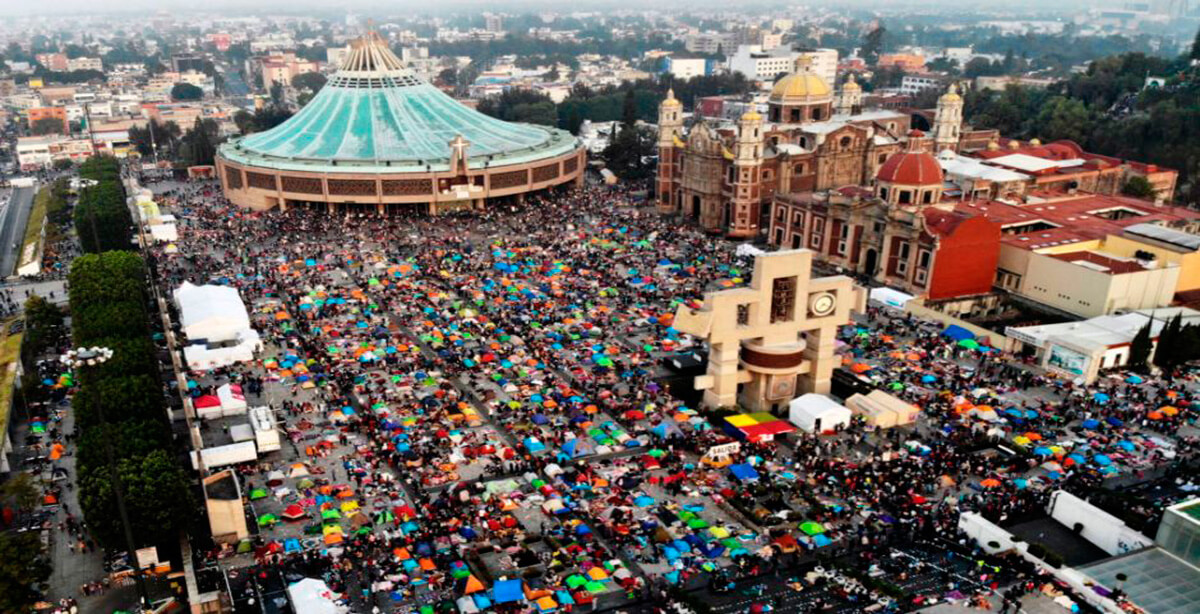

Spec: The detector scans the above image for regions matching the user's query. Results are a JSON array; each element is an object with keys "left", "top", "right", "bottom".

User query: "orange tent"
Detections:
[
  {"left": 981, "top": 478, "right": 1002, "bottom": 488},
  {"left": 418, "top": 558, "right": 437, "bottom": 571},
  {"left": 462, "top": 574, "right": 485, "bottom": 594},
  {"left": 1160, "top": 406, "right": 1179, "bottom": 416},
  {"left": 49, "top": 443, "right": 64, "bottom": 460}
]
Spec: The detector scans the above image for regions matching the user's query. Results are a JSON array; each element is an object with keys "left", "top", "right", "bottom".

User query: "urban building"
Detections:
[
  {"left": 899, "top": 75, "right": 947, "bottom": 96},
  {"left": 216, "top": 32, "right": 585, "bottom": 213},
  {"left": 685, "top": 32, "right": 732, "bottom": 55},
  {"left": 35, "top": 52, "right": 69, "bottom": 72},
  {"left": 258, "top": 53, "right": 321, "bottom": 91},
  {"left": 878, "top": 53, "right": 926, "bottom": 73},
  {"left": 28, "top": 106, "right": 69, "bottom": 133}
]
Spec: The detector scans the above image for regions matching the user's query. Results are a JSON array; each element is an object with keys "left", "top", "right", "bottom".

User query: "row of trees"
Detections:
[
  {"left": 963, "top": 37, "right": 1200, "bottom": 204},
  {"left": 476, "top": 73, "right": 755, "bottom": 134},
  {"left": 1126, "top": 313, "right": 1200, "bottom": 374},
  {"left": 74, "top": 157, "right": 133, "bottom": 253},
  {"left": 69, "top": 250, "right": 193, "bottom": 551}
]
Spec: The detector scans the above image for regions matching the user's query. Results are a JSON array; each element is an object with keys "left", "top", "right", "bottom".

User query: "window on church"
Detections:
[
  {"left": 922, "top": 190, "right": 933, "bottom": 204},
  {"left": 899, "top": 190, "right": 911, "bottom": 204},
  {"left": 798, "top": 136, "right": 808, "bottom": 149},
  {"left": 812, "top": 107, "right": 823, "bottom": 121},
  {"left": 770, "top": 276, "right": 797, "bottom": 323},
  {"left": 880, "top": 187, "right": 889, "bottom": 200},
  {"left": 919, "top": 249, "right": 932, "bottom": 269},
  {"left": 737, "top": 304, "right": 750, "bottom": 327},
  {"left": 790, "top": 109, "right": 801, "bottom": 122},
  {"left": 793, "top": 163, "right": 806, "bottom": 176},
  {"left": 840, "top": 136, "right": 852, "bottom": 149}
]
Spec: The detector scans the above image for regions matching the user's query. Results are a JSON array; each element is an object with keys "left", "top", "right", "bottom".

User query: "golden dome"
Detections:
[
  {"left": 939, "top": 83, "right": 962, "bottom": 103},
  {"left": 741, "top": 110, "right": 762, "bottom": 121},
  {"left": 1029, "top": 138, "right": 1042, "bottom": 146},
  {"left": 987, "top": 140, "right": 1000, "bottom": 151},
  {"left": 842, "top": 74, "right": 861, "bottom": 92},
  {"left": 661, "top": 88, "right": 681, "bottom": 108},
  {"left": 770, "top": 72, "right": 832, "bottom": 101}
]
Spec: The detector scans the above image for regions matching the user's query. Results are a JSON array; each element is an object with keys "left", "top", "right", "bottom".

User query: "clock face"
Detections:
[{"left": 809, "top": 292, "right": 837, "bottom": 317}]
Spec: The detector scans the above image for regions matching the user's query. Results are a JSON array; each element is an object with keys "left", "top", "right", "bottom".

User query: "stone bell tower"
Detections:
[
  {"left": 726, "top": 110, "right": 764, "bottom": 239},
  {"left": 657, "top": 89, "right": 683, "bottom": 214},
  {"left": 932, "top": 83, "right": 964, "bottom": 153}
]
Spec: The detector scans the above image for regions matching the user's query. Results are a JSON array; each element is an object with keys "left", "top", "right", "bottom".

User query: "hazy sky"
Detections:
[{"left": 0, "top": 0, "right": 1099, "bottom": 18}]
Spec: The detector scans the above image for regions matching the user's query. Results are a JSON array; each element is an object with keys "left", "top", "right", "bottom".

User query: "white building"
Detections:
[
  {"left": 899, "top": 75, "right": 946, "bottom": 96},
  {"left": 665, "top": 57, "right": 708, "bottom": 79},
  {"left": 67, "top": 57, "right": 103, "bottom": 72},
  {"left": 728, "top": 45, "right": 836, "bottom": 87}
]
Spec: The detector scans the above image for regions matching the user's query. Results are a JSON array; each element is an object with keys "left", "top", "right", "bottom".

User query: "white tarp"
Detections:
[
  {"left": 190, "top": 441, "right": 257, "bottom": 470},
  {"left": 217, "top": 383, "right": 248, "bottom": 415},
  {"left": 287, "top": 578, "right": 345, "bottom": 614},
  {"left": 869, "top": 287, "right": 914, "bottom": 309},
  {"left": 148, "top": 223, "right": 178, "bottom": 242},
  {"left": 787, "top": 393, "right": 852, "bottom": 433},
  {"left": 736, "top": 244, "right": 767, "bottom": 258},
  {"left": 183, "top": 329, "right": 263, "bottom": 371},
  {"left": 174, "top": 282, "right": 254, "bottom": 344}
]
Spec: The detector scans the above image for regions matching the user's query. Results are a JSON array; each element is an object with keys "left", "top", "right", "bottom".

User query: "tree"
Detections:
[
  {"left": 1191, "top": 27, "right": 1200, "bottom": 61},
  {"left": 436, "top": 67, "right": 458, "bottom": 87},
  {"left": 1153, "top": 313, "right": 1183, "bottom": 371},
  {"left": 21, "top": 294, "right": 64, "bottom": 368},
  {"left": 179, "top": 118, "right": 220, "bottom": 167},
  {"left": 78, "top": 449, "right": 193, "bottom": 550},
  {"left": 1127, "top": 321, "right": 1153, "bottom": 373},
  {"left": 862, "top": 26, "right": 886, "bottom": 66},
  {"left": 291, "top": 71, "right": 326, "bottom": 95},
  {"left": 0, "top": 472, "right": 41, "bottom": 514},
  {"left": 170, "top": 82, "right": 204, "bottom": 101},
  {"left": 0, "top": 532, "right": 51, "bottom": 612},
  {"left": 621, "top": 88, "right": 637, "bottom": 129},
  {"left": 269, "top": 81, "right": 286, "bottom": 107},
  {"left": 52, "top": 157, "right": 73, "bottom": 171},
  {"left": 1121, "top": 176, "right": 1156, "bottom": 199},
  {"left": 31, "top": 117, "right": 64, "bottom": 136},
  {"left": 1034, "top": 96, "right": 1093, "bottom": 144},
  {"left": 602, "top": 124, "right": 655, "bottom": 182}
]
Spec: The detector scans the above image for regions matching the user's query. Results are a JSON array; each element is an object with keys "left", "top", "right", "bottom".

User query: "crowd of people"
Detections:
[{"left": 134, "top": 178, "right": 1198, "bottom": 614}]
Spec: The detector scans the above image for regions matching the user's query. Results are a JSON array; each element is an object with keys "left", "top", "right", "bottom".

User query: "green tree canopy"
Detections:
[{"left": 170, "top": 82, "right": 204, "bottom": 101}]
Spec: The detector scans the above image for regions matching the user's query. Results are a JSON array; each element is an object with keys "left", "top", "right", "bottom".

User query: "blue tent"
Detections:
[
  {"left": 1081, "top": 419, "right": 1100, "bottom": 430},
  {"left": 284, "top": 538, "right": 301, "bottom": 553},
  {"left": 1105, "top": 416, "right": 1123, "bottom": 427},
  {"left": 1093, "top": 392, "right": 1110, "bottom": 403},
  {"left": 729, "top": 464, "right": 760, "bottom": 482},
  {"left": 634, "top": 495, "right": 655, "bottom": 507},
  {"left": 921, "top": 374, "right": 937, "bottom": 383},
  {"left": 472, "top": 594, "right": 493, "bottom": 609},
  {"left": 942, "top": 325, "right": 975, "bottom": 341},
  {"left": 1093, "top": 454, "right": 1112, "bottom": 466},
  {"left": 493, "top": 579, "right": 524, "bottom": 604},
  {"left": 812, "top": 534, "right": 833, "bottom": 547},
  {"left": 1117, "top": 440, "right": 1136, "bottom": 452},
  {"left": 1125, "top": 374, "right": 1143, "bottom": 384}
]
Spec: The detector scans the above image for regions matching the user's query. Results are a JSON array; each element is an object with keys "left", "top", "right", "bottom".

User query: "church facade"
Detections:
[{"left": 655, "top": 57, "right": 989, "bottom": 239}]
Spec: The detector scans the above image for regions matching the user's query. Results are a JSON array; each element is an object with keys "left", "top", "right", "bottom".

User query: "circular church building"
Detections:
[{"left": 216, "top": 32, "right": 585, "bottom": 213}]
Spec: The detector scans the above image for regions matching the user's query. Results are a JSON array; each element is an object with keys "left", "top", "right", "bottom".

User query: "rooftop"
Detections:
[
  {"left": 1047, "top": 250, "right": 1150, "bottom": 274},
  {"left": 1079, "top": 548, "right": 1200, "bottom": 614}
]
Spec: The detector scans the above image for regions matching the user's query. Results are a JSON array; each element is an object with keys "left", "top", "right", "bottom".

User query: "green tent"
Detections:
[
  {"left": 800, "top": 521, "right": 825, "bottom": 535},
  {"left": 257, "top": 514, "right": 278, "bottom": 526},
  {"left": 249, "top": 488, "right": 269, "bottom": 500},
  {"left": 958, "top": 339, "right": 980, "bottom": 349},
  {"left": 322, "top": 509, "right": 341, "bottom": 521}
]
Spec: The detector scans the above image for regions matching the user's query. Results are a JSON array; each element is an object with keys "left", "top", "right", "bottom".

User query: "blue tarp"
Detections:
[
  {"left": 942, "top": 325, "right": 975, "bottom": 341},
  {"left": 493, "top": 579, "right": 524, "bottom": 604},
  {"left": 729, "top": 464, "right": 760, "bottom": 481}
]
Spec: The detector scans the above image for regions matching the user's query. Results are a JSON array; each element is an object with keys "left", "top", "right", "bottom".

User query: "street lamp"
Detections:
[{"left": 62, "top": 346, "right": 153, "bottom": 613}]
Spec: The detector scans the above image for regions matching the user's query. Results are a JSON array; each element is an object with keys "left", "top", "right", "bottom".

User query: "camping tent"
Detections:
[
  {"left": 174, "top": 282, "right": 254, "bottom": 344},
  {"left": 787, "top": 394, "right": 851, "bottom": 433},
  {"left": 218, "top": 383, "right": 248, "bottom": 416},
  {"left": 287, "top": 578, "right": 346, "bottom": 614}
]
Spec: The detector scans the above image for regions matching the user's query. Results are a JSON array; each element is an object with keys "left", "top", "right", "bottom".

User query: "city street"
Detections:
[{"left": 0, "top": 184, "right": 34, "bottom": 278}]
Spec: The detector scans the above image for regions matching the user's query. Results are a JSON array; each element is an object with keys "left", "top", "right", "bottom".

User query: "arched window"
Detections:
[
  {"left": 880, "top": 187, "right": 889, "bottom": 200},
  {"left": 812, "top": 107, "right": 823, "bottom": 121},
  {"left": 840, "top": 136, "right": 852, "bottom": 149},
  {"left": 899, "top": 190, "right": 912, "bottom": 204}
]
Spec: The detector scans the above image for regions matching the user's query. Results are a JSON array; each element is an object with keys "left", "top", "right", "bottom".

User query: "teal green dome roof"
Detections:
[{"left": 218, "top": 32, "right": 578, "bottom": 174}]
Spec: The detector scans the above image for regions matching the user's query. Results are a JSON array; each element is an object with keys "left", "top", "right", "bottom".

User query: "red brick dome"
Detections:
[{"left": 876, "top": 131, "right": 943, "bottom": 186}]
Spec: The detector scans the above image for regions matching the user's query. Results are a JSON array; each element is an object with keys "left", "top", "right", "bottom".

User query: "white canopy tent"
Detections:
[
  {"left": 174, "top": 282, "right": 253, "bottom": 344},
  {"left": 787, "top": 393, "right": 852, "bottom": 433},
  {"left": 217, "top": 383, "right": 248, "bottom": 415},
  {"left": 287, "top": 578, "right": 346, "bottom": 614}
]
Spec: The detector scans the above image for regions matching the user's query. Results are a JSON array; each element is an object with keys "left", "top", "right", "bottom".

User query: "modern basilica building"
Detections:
[{"left": 216, "top": 32, "right": 585, "bottom": 213}]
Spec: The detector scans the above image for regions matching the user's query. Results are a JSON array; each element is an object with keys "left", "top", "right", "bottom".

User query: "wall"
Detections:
[
  {"left": 1018, "top": 252, "right": 1178, "bottom": 318},
  {"left": 1102, "top": 234, "right": 1200, "bottom": 293},
  {"left": 927, "top": 216, "right": 1001, "bottom": 299},
  {"left": 1048, "top": 491, "right": 1153, "bottom": 556}
]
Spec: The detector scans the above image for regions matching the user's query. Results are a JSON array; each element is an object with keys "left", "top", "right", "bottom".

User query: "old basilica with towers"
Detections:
[{"left": 656, "top": 55, "right": 995, "bottom": 240}]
